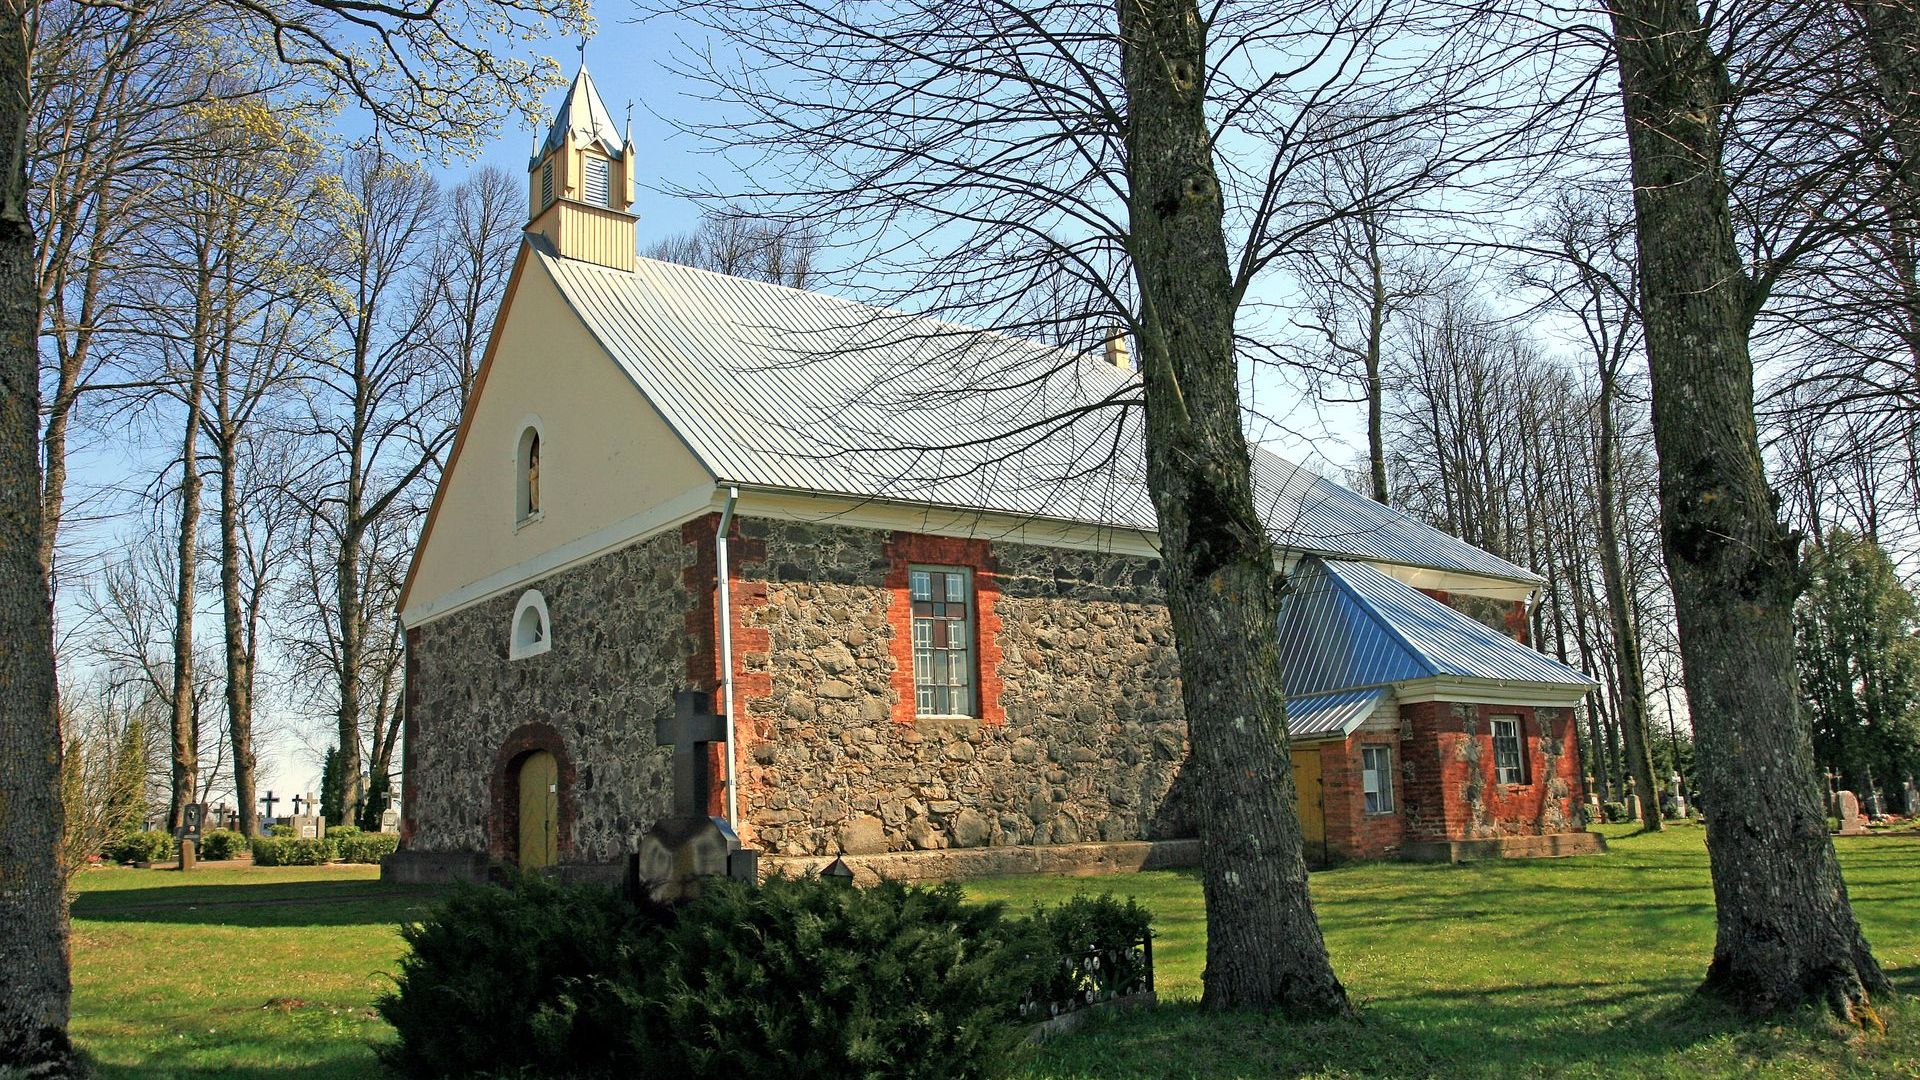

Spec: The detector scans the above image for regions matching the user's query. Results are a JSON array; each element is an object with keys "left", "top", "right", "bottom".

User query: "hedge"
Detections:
[
  {"left": 337, "top": 832, "right": 400, "bottom": 864},
  {"left": 250, "top": 836, "right": 337, "bottom": 866},
  {"left": 108, "top": 830, "right": 174, "bottom": 864},
  {"left": 197, "top": 829, "right": 247, "bottom": 860}
]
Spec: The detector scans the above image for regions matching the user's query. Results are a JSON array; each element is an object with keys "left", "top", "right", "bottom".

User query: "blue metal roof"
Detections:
[
  {"left": 1285, "top": 689, "right": 1387, "bottom": 741},
  {"left": 1276, "top": 558, "right": 1596, "bottom": 698}
]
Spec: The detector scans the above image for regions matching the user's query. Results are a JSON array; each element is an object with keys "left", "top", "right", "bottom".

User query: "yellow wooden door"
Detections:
[
  {"left": 517, "top": 750, "right": 558, "bottom": 869},
  {"left": 1292, "top": 749, "right": 1325, "bottom": 847}
]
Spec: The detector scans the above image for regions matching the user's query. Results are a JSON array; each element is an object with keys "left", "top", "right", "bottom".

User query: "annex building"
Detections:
[{"left": 384, "top": 67, "right": 1602, "bottom": 886}]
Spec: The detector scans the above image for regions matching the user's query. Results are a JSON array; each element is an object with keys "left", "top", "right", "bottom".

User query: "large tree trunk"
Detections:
[
  {"left": 0, "top": 3, "right": 79, "bottom": 1070},
  {"left": 336, "top": 524, "right": 364, "bottom": 827},
  {"left": 1117, "top": 0, "right": 1350, "bottom": 1015},
  {"left": 1608, "top": 0, "right": 1889, "bottom": 1020},
  {"left": 1595, "top": 370, "right": 1662, "bottom": 830}
]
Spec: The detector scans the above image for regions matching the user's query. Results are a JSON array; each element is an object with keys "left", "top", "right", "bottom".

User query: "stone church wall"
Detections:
[
  {"left": 727, "top": 519, "right": 1197, "bottom": 859},
  {"left": 401, "top": 528, "right": 690, "bottom": 869}
]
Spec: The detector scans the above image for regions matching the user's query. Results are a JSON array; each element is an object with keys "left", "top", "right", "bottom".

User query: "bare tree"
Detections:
[
  {"left": 645, "top": 206, "right": 822, "bottom": 288},
  {"left": 1606, "top": 0, "right": 1888, "bottom": 1019}
]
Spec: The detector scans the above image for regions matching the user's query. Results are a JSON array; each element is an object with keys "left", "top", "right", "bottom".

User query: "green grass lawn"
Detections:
[{"left": 67, "top": 824, "right": 1920, "bottom": 1078}]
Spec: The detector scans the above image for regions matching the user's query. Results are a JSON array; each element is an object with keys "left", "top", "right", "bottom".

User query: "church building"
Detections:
[{"left": 384, "top": 67, "right": 1602, "bottom": 886}]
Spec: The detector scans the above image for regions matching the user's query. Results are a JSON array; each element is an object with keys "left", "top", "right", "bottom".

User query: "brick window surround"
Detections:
[
  {"left": 487, "top": 722, "right": 576, "bottom": 865},
  {"left": 884, "top": 533, "right": 1004, "bottom": 725}
]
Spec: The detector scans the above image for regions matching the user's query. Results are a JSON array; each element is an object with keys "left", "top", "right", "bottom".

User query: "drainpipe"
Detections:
[{"left": 716, "top": 486, "right": 740, "bottom": 829}]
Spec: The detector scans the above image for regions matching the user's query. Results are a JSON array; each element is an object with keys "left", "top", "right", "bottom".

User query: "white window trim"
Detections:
[
  {"left": 1491, "top": 715, "right": 1527, "bottom": 786},
  {"left": 515, "top": 414, "right": 545, "bottom": 529},
  {"left": 1361, "top": 745, "right": 1395, "bottom": 815},
  {"left": 909, "top": 564, "right": 977, "bottom": 719},
  {"left": 510, "top": 589, "right": 551, "bottom": 660}
]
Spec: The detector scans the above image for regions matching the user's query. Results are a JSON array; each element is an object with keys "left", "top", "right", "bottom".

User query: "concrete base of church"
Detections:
[
  {"left": 382, "top": 849, "right": 493, "bottom": 884},
  {"left": 1399, "top": 831, "right": 1606, "bottom": 864},
  {"left": 764, "top": 838, "right": 1204, "bottom": 886}
]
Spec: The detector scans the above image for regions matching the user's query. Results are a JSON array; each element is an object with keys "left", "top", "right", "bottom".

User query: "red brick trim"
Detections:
[
  {"left": 882, "top": 533, "right": 1005, "bottom": 725},
  {"left": 680, "top": 514, "right": 771, "bottom": 819},
  {"left": 487, "top": 722, "right": 577, "bottom": 865}
]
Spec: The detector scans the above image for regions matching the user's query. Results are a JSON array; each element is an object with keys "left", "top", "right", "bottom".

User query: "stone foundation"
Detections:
[
  {"left": 1400, "top": 831, "right": 1607, "bottom": 864},
  {"left": 765, "top": 838, "right": 1203, "bottom": 885}
]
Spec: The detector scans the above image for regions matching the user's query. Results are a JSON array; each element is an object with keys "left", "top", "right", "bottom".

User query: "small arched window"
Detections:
[
  {"left": 516, "top": 422, "right": 543, "bottom": 524},
  {"left": 510, "top": 590, "right": 551, "bottom": 660}
]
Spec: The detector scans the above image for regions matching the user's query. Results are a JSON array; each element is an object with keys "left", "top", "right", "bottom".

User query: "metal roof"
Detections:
[
  {"left": 1276, "top": 558, "right": 1597, "bottom": 696},
  {"left": 1285, "top": 689, "right": 1387, "bottom": 741},
  {"left": 535, "top": 246, "right": 1543, "bottom": 586},
  {"left": 540, "top": 65, "right": 625, "bottom": 160}
]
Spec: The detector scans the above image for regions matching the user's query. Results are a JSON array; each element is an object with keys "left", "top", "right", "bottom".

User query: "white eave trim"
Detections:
[
  {"left": 1389, "top": 676, "right": 1595, "bottom": 708},
  {"left": 400, "top": 482, "right": 720, "bottom": 629}
]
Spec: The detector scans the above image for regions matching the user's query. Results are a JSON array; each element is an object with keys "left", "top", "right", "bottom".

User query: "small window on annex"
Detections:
[
  {"left": 1491, "top": 716, "right": 1527, "bottom": 785},
  {"left": 516, "top": 425, "right": 542, "bottom": 523},
  {"left": 583, "top": 156, "right": 611, "bottom": 208},
  {"left": 1361, "top": 746, "right": 1394, "bottom": 814},
  {"left": 510, "top": 590, "right": 551, "bottom": 660},
  {"left": 909, "top": 566, "right": 974, "bottom": 717}
]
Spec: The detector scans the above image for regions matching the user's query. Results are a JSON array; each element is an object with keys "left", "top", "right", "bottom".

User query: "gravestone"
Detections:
[
  {"left": 631, "top": 690, "right": 757, "bottom": 902},
  {"left": 1834, "top": 790, "right": 1868, "bottom": 834},
  {"left": 379, "top": 808, "right": 401, "bottom": 835},
  {"left": 1621, "top": 794, "right": 1640, "bottom": 822}
]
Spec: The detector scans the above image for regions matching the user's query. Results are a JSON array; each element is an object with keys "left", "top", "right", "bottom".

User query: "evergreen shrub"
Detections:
[
  {"left": 109, "top": 830, "right": 174, "bottom": 864},
  {"left": 378, "top": 874, "right": 665, "bottom": 1079},
  {"left": 1602, "top": 801, "right": 1630, "bottom": 823},
  {"left": 269, "top": 823, "right": 295, "bottom": 837},
  {"left": 1008, "top": 893, "right": 1153, "bottom": 1017},
  {"left": 197, "top": 829, "right": 246, "bottom": 860},
  {"left": 250, "top": 836, "right": 337, "bottom": 866},
  {"left": 380, "top": 874, "right": 1060, "bottom": 1079},
  {"left": 325, "top": 824, "right": 362, "bottom": 840},
  {"left": 337, "top": 832, "right": 400, "bottom": 863}
]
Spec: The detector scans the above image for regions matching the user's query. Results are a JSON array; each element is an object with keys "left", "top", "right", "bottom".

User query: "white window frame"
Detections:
[
  {"left": 582, "top": 155, "right": 611, "bottom": 207},
  {"left": 1361, "top": 745, "right": 1394, "bottom": 814},
  {"left": 909, "top": 565, "right": 976, "bottom": 718},
  {"left": 1491, "top": 716, "right": 1527, "bottom": 785},
  {"left": 510, "top": 590, "right": 551, "bottom": 660}
]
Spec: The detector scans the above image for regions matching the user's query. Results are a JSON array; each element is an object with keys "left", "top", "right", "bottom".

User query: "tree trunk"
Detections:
[
  {"left": 336, "top": 527, "right": 363, "bottom": 827},
  {"left": 217, "top": 428, "right": 256, "bottom": 835},
  {"left": 0, "top": 2, "right": 80, "bottom": 1069},
  {"left": 1609, "top": 0, "right": 1889, "bottom": 1020},
  {"left": 1117, "top": 0, "right": 1349, "bottom": 1015},
  {"left": 169, "top": 284, "right": 207, "bottom": 833},
  {"left": 1596, "top": 373, "right": 1662, "bottom": 829},
  {"left": 1363, "top": 221, "right": 1389, "bottom": 504}
]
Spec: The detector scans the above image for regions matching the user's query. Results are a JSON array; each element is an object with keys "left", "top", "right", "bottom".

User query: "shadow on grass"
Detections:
[
  {"left": 72, "top": 880, "right": 441, "bottom": 928},
  {"left": 1016, "top": 980, "right": 1899, "bottom": 1079}
]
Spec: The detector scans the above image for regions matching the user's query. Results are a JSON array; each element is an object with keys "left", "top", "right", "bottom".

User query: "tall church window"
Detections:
[
  {"left": 516, "top": 423, "right": 542, "bottom": 524},
  {"left": 910, "top": 566, "right": 973, "bottom": 717},
  {"left": 583, "top": 156, "right": 611, "bottom": 208},
  {"left": 1491, "top": 716, "right": 1527, "bottom": 785}
]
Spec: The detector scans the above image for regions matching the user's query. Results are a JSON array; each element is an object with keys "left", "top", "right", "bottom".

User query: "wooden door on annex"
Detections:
[
  {"left": 517, "top": 750, "right": 559, "bottom": 869},
  {"left": 1291, "top": 749, "right": 1325, "bottom": 848}
]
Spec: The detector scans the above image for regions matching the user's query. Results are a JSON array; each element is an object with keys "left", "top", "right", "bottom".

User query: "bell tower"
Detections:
[{"left": 527, "top": 63, "right": 636, "bottom": 272}]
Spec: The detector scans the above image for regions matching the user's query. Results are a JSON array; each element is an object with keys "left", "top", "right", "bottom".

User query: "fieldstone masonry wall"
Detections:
[
  {"left": 732, "top": 519, "right": 1195, "bottom": 858},
  {"left": 402, "top": 529, "right": 689, "bottom": 868}
]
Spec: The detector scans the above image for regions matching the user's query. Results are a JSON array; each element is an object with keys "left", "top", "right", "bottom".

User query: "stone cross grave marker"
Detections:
[
  {"left": 259, "top": 790, "right": 279, "bottom": 822},
  {"left": 631, "top": 690, "right": 756, "bottom": 902}
]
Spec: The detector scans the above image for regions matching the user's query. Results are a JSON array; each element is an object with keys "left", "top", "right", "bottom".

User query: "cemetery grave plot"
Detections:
[{"left": 64, "top": 825, "right": 1920, "bottom": 1079}]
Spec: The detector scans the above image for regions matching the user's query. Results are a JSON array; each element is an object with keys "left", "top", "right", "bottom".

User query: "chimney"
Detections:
[{"left": 1104, "top": 327, "right": 1131, "bottom": 370}]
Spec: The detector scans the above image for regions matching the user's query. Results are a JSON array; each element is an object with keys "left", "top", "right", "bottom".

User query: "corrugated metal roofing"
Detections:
[
  {"left": 1285, "top": 689, "right": 1386, "bottom": 741},
  {"left": 536, "top": 246, "right": 1542, "bottom": 586},
  {"left": 1275, "top": 558, "right": 1597, "bottom": 696}
]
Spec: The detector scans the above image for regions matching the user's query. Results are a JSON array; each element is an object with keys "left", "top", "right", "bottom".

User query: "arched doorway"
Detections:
[{"left": 517, "top": 750, "right": 559, "bottom": 869}]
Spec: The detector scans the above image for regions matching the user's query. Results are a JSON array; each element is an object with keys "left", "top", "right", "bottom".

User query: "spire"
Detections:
[{"left": 541, "top": 62, "right": 626, "bottom": 161}]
